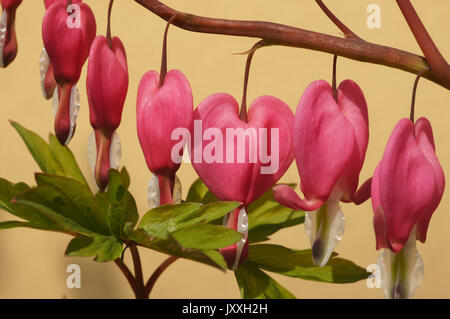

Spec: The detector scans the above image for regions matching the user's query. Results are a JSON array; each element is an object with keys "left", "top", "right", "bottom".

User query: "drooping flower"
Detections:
[
  {"left": 87, "top": 35, "right": 128, "bottom": 191},
  {"left": 42, "top": 1, "right": 96, "bottom": 144},
  {"left": 371, "top": 117, "right": 445, "bottom": 299},
  {"left": 40, "top": 0, "right": 83, "bottom": 99},
  {"left": 273, "top": 79, "right": 369, "bottom": 266},
  {"left": 137, "top": 69, "right": 193, "bottom": 204},
  {"left": 0, "top": 0, "right": 22, "bottom": 68}
]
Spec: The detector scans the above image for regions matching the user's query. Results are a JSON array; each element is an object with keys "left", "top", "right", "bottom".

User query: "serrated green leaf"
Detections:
[
  {"left": 14, "top": 196, "right": 98, "bottom": 237},
  {"left": 34, "top": 174, "right": 109, "bottom": 234},
  {"left": 65, "top": 235, "right": 123, "bottom": 262},
  {"left": 138, "top": 201, "right": 240, "bottom": 239},
  {"left": 172, "top": 223, "right": 242, "bottom": 250},
  {"left": 235, "top": 262, "right": 296, "bottom": 299},
  {"left": 247, "top": 185, "right": 305, "bottom": 243},
  {"left": 129, "top": 229, "right": 228, "bottom": 271},
  {"left": 107, "top": 169, "right": 139, "bottom": 240},
  {"left": 0, "top": 178, "right": 63, "bottom": 231},
  {"left": 119, "top": 167, "right": 130, "bottom": 190},
  {"left": 247, "top": 244, "right": 369, "bottom": 283},
  {"left": 48, "top": 134, "right": 87, "bottom": 185},
  {"left": 186, "top": 178, "right": 209, "bottom": 202},
  {"left": 10, "top": 121, "right": 64, "bottom": 175}
]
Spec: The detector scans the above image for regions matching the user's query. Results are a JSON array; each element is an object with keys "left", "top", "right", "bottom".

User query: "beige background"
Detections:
[{"left": 0, "top": 0, "right": 449, "bottom": 298}]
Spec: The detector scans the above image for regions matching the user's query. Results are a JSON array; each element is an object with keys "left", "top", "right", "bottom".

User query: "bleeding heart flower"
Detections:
[
  {"left": 273, "top": 79, "right": 369, "bottom": 266},
  {"left": 42, "top": 1, "right": 96, "bottom": 144},
  {"left": 191, "top": 93, "right": 294, "bottom": 206},
  {"left": 40, "top": 0, "right": 83, "bottom": 99},
  {"left": 0, "top": 0, "right": 22, "bottom": 68},
  {"left": 371, "top": 117, "right": 445, "bottom": 299},
  {"left": 137, "top": 69, "right": 193, "bottom": 203},
  {"left": 87, "top": 35, "right": 128, "bottom": 191}
]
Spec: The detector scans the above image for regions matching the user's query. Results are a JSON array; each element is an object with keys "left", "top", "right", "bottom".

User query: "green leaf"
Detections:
[
  {"left": 172, "top": 223, "right": 242, "bottom": 250},
  {"left": 107, "top": 169, "right": 139, "bottom": 240},
  {"left": 138, "top": 201, "right": 240, "bottom": 239},
  {"left": 247, "top": 185, "right": 305, "bottom": 243},
  {"left": 65, "top": 235, "right": 123, "bottom": 262},
  {"left": 129, "top": 229, "right": 228, "bottom": 270},
  {"left": 235, "top": 262, "right": 296, "bottom": 299},
  {"left": 186, "top": 178, "right": 209, "bottom": 202},
  {"left": 0, "top": 220, "right": 32, "bottom": 229},
  {"left": 10, "top": 121, "right": 64, "bottom": 175},
  {"left": 119, "top": 167, "right": 131, "bottom": 190},
  {"left": 0, "top": 178, "right": 63, "bottom": 231},
  {"left": 247, "top": 244, "right": 369, "bottom": 283},
  {"left": 34, "top": 174, "right": 109, "bottom": 234},
  {"left": 48, "top": 134, "right": 87, "bottom": 185}
]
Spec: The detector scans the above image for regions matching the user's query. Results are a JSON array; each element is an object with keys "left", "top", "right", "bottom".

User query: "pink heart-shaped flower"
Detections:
[
  {"left": 372, "top": 117, "right": 445, "bottom": 253},
  {"left": 191, "top": 93, "right": 294, "bottom": 206}
]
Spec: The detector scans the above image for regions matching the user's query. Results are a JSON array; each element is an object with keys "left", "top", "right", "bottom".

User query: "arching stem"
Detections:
[
  {"left": 106, "top": 0, "right": 115, "bottom": 49},
  {"left": 332, "top": 54, "right": 338, "bottom": 102},
  {"left": 410, "top": 69, "right": 428, "bottom": 123},
  {"left": 159, "top": 15, "right": 177, "bottom": 88},
  {"left": 239, "top": 40, "right": 266, "bottom": 122}
]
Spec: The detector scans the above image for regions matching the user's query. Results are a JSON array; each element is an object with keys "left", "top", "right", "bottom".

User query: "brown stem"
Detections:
[
  {"left": 129, "top": 245, "right": 146, "bottom": 299},
  {"left": 134, "top": 0, "right": 448, "bottom": 90},
  {"left": 332, "top": 54, "right": 338, "bottom": 102},
  {"left": 159, "top": 16, "right": 177, "bottom": 88},
  {"left": 240, "top": 40, "right": 266, "bottom": 122},
  {"left": 396, "top": 0, "right": 450, "bottom": 90},
  {"left": 410, "top": 69, "right": 428, "bottom": 123},
  {"left": 106, "top": 0, "right": 115, "bottom": 49},
  {"left": 114, "top": 259, "right": 141, "bottom": 298},
  {"left": 144, "top": 256, "right": 178, "bottom": 297},
  {"left": 315, "top": 0, "right": 361, "bottom": 40}
]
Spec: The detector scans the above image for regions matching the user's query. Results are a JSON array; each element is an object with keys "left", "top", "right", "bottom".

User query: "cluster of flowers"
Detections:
[{"left": 1, "top": 0, "right": 445, "bottom": 298}]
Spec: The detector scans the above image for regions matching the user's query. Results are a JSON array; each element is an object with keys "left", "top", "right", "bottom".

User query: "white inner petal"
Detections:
[
  {"left": 305, "top": 199, "right": 345, "bottom": 267},
  {"left": 232, "top": 208, "right": 249, "bottom": 271},
  {"left": 378, "top": 228, "right": 424, "bottom": 299},
  {"left": 39, "top": 47, "right": 51, "bottom": 98},
  {"left": 0, "top": 10, "right": 7, "bottom": 68},
  {"left": 147, "top": 174, "right": 160, "bottom": 209}
]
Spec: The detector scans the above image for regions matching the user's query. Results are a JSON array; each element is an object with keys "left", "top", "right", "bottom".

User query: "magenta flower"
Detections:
[
  {"left": 137, "top": 70, "right": 193, "bottom": 204},
  {"left": 40, "top": 0, "right": 83, "bottom": 99},
  {"left": 371, "top": 117, "right": 445, "bottom": 299},
  {"left": 42, "top": 1, "right": 96, "bottom": 144},
  {"left": 87, "top": 36, "right": 128, "bottom": 191},
  {"left": 0, "top": 0, "right": 22, "bottom": 68},
  {"left": 274, "top": 79, "right": 369, "bottom": 266}
]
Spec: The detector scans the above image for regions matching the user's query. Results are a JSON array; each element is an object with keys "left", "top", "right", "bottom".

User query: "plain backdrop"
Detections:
[{"left": 0, "top": 0, "right": 449, "bottom": 298}]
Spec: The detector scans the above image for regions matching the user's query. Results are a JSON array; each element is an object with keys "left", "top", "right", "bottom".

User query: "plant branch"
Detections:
[
  {"left": 396, "top": 0, "right": 450, "bottom": 90},
  {"left": 129, "top": 245, "right": 146, "bottom": 299},
  {"left": 114, "top": 258, "right": 139, "bottom": 297},
  {"left": 134, "top": 0, "right": 449, "bottom": 90},
  {"left": 145, "top": 256, "right": 178, "bottom": 297}
]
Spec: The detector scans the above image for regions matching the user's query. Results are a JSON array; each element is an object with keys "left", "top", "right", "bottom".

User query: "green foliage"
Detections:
[
  {"left": 235, "top": 262, "right": 296, "bottom": 299},
  {"left": 0, "top": 123, "right": 371, "bottom": 298},
  {"left": 247, "top": 244, "right": 370, "bottom": 283}
]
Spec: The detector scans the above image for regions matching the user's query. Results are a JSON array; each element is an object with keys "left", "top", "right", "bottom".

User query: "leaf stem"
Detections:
[
  {"left": 129, "top": 245, "right": 146, "bottom": 299},
  {"left": 145, "top": 256, "right": 178, "bottom": 297}
]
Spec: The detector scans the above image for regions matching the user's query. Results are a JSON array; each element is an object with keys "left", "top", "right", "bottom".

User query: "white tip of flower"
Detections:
[
  {"left": 305, "top": 200, "right": 345, "bottom": 267},
  {"left": 39, "top": 47, "right": 51, "bottom": 99},
  {"left": 0, "top": 10, "right": 7, "bottom": 68},
  {"left": 378, "top": 229, "right": 424, "bottom": 299},
  {"left": 232, "top": 207, "right": 249, "bottom": 271},
  {"left": 147, "top": 174, "right": 160, "bottom": 209},
  {"left": 110, "top": 132, "right": 122, "bottom": 170}
]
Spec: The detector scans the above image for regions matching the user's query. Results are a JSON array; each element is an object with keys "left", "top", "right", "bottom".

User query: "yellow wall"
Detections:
[{"left": 0, "top": 0, "right": 449, "bottom": 298}]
